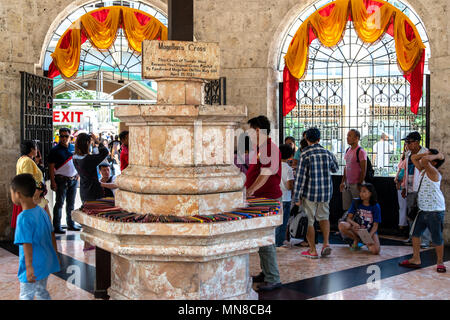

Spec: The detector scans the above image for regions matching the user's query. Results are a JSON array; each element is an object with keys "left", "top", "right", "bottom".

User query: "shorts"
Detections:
[
  {"left": 342, "top": 184, "right": 360, "bottom": 211},
  {"left": 19, "top": 277, "right": 51, "bottom": 300},
  {"left": 411, "top": 211, "right": 445, "bottom": 245},
  {"left": 303, "top": 198, "right": 330, "bottom": 226}
]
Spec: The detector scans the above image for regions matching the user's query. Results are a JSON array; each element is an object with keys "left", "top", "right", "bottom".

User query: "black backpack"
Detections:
[
  {"left": 345, "top": 146, "right": 374, "bottom": 183},
  {"left": 287, "top": 205, "right": 319, "bottom": 244}
]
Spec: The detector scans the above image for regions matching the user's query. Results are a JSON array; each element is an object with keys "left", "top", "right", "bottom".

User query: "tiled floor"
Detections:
[{"left": 0, "top": 231, "right": 449, "bottom": 300}]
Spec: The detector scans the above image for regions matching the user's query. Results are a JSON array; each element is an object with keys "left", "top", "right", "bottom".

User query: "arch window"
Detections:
[
  {"left": 279, "top": 0, "right": 430, "bottom": 177},
  {"left": 43, "top": 0, "right": 167, "bottom": 83}
]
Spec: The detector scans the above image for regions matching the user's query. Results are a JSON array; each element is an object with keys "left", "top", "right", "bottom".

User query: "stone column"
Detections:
[{"left": 73, "top": 40, "right": 282, "bottom": 299}]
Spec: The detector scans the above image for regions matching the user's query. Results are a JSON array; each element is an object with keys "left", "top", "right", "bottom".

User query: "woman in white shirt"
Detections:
[{"left": 399, "top": 149, "right": 446, "bottom": 273}]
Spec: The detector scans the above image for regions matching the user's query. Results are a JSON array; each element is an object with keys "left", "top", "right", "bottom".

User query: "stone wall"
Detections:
[{"left": 1, "top": 0, "right": 449, "bottom": 243}]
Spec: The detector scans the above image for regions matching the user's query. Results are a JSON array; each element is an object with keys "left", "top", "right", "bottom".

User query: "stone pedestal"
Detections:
[
  {"left": 73, "top": 40, "right": 282, "bottom": 300},
  {"left": 72, "top": 211, "right": 281, "bottom": 300}
]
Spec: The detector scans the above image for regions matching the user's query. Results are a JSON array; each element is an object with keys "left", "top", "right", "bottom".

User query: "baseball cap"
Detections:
[{"left": 401, "top": 131, "right": 421, "bottom": 142}]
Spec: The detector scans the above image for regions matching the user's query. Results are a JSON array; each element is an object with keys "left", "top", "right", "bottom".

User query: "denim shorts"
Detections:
[
  {"left": 19, "top": 277, "right": 51, "bottom": 300},
  {"left": 412, "top": 211, "right": 445, "bottom": 245}
]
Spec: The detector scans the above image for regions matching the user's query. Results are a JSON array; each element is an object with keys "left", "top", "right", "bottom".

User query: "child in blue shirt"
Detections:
[
  {"left": 11, "top": 174, "right": 60, "bottom": 300},
  {"left": 338, "top": 183, "right": 381, "bottom": 255}
]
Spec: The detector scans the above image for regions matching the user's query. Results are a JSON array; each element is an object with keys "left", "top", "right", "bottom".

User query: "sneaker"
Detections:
[
  {"left": 252, "top": 272, "right": 265, "bottom": 283},
  {"left": 257, "top": 282, "right": 282, "bottom": 291},
  {"left": 301, "top": 250, "right": 319, "bottom": 259},
  {"left": 420, "top": 243, "right": 430, "bottom": 249}
]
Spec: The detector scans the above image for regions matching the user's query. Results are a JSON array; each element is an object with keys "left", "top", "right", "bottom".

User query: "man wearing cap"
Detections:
[{"left": 399, "top": 131, "right": 432, "bottom": 247}]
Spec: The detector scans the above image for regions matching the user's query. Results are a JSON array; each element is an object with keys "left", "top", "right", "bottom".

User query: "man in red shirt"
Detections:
[
  {"left": 119, "top": 130, "right": 129, "bottom": 171},
  {"left": 245, "top": 115, "right": 282, "bottom": 291}
]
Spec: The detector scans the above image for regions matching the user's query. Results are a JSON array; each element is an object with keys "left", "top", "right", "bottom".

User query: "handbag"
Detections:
[{"left": 406, "top": 173, "right": 425, "bottom": 220}]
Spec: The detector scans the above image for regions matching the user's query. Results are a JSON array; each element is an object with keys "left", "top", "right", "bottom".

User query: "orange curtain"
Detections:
[
  {"left": 283, "top": 0, "right": 426, "bottom": 115},
  {"left": 51, "top": 21, "right": 83, "bottom": 81},
  {"left": 80, "top": 7, "right": 122, "bottom": 50},
  {"left": 50, "top": 6, "right": 168, "bottom": 79},
  {"left": 122, "top": 7, "right": 168, "bottom": 53}
]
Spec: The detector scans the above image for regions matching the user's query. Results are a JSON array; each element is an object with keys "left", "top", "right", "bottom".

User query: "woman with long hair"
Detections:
[
  {"left": 11, "top": 140, "right": 50, "bottom": 229},
  {"left": 73, "top": 133, "right": 109, "bottom": 203},
  {"left": 73, "top": 133, "right": 109, "bottom": 251}
]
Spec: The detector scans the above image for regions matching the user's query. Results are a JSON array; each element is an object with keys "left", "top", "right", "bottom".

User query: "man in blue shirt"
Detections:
[
  {"left": 11, "top": 174, "right": 60, "bottom": 300},
  {"left": 293, "top": 128, "right": 339, "bottom": 259}
]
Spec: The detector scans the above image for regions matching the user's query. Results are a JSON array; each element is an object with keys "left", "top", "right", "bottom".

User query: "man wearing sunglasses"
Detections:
[
  {"left": 48, "top": 128, "right": 80, "bottom": 234},
  {"left": 399, "top": 131, "right": 432, "bottom": 248}
]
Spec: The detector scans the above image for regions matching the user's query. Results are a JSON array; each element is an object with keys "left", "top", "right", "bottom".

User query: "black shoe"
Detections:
[
  {"left": 252, "top": 272, "right": 265, "bottom": 283},
  {"left": 67, "top": 225, "right": 81, "bottom": 231},
  {"left": 257, "top": 282, "right": 282, "bottom": 292},
  {"left": 54, "top": 228, "right": 66, "bottom": 234}
]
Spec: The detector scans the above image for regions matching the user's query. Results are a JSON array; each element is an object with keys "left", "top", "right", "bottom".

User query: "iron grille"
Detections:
[
  {"left": 20, "top": 72, "right": 54, "bottom": 180},
  {"left": 280, "top": 21, "right": 430, "bottom": 177},
  {"left": 204, "top": 77, "right": 226, "bottom": 105}
]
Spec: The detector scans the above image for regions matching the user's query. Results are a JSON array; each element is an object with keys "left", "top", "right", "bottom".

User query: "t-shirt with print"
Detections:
[
  {"left": 348, "top": 200, "right": 382, "bottom": 233},
  {"left": 280, "top": 162, "right": 294, "bottom": 202},
  {"left": 344, "top": 146, "right": 367, "bottom": 184},
  {"left": 245, "top": 138, "right": 282, "bottom": 200},
  {"left": 14, "top": 206, "right": 60, "bottom": 283}
]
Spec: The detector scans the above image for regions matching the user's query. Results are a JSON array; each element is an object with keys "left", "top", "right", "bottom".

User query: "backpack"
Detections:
[
  {"left": 345, "top": 146, "right": 374, "bottom": 183},
  {"left": 287, "top": 205, "right": 319, "bottom": 244}
]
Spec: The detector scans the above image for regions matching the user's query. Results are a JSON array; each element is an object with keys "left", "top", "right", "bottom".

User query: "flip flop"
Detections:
[
  {"left": 399, "top": 259, "right": 421, "bottom": 269},
  {"left": 437, "top": 265, "right": 446, "bottom": 273}
]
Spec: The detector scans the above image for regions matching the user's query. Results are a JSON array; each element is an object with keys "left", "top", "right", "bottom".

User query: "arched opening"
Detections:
[
  {"left": 278, "top": 0, "right": 430, "bottom": 178},
  {"left": 40, "top": 0, "right": 167, "bottom": 134}
]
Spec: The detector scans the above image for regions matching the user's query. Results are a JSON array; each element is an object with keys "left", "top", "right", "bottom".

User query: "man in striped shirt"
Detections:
[{"left": 293, "top": 127, "right": 339, "bottom": 259}]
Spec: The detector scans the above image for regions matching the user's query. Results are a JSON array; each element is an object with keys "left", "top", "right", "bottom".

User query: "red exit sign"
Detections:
[{"left": 53, "top": 111, "right": 83, "bottom": 123}]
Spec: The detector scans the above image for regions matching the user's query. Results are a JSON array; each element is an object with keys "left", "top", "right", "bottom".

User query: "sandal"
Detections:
[
  {"left": 321, "top": 246, "right": 332, "bottom": 257},
  {"left": 437, "top": 265, "right": 447, "bottom": 273},
  {"left": 301, "top": 250, "right": 319, "bottom": 259},
  {"left": 399, "top": 259, "right": 421, "bottom": 269}
]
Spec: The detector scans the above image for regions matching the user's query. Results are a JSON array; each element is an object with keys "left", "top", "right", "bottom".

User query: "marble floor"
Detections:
[{"left": 0, "top": 231, "right": 449, "bottom": 300}]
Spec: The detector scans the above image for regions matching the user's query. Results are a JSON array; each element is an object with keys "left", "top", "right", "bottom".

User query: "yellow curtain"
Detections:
[
  {"left": 122, "top": 7, "right": 168, "bottom": 52},
  {"left": 50, "top": 6, "right": 168, "bottom": 79},
  {"left": 51, "top": 21, "right": 83, "bottom": 79},
  {"left": 393, "top": 13, "right": 425, "bottom": 74},
  {"left": 80, "top": 7, "right": 122, "bottom": 50},
  {"left": 284, "top": 23, "right": 311, "bottom": 80},
  {"left": 284, "top": 0, "right": 425, "bottom": 80},
  {"left": 351, "top": 0, "right": 395, "bottom": 42},
  {"left": 309, "top": 0, "right": 349, "bottom": 47}
]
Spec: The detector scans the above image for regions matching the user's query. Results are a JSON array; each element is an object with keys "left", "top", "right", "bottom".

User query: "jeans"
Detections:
[
  {"left": 19, "top": 277, "right": 51, "bottom": 300},
  {"left": 406, "top": 192, "right": 432, "bottom": 245},
  {"left": 258, "top": 197, "right": 282, "bottom": 283},
  {"left": 258, "top": 244, "right": 281, "bottom": 283},
  {"left": 275, "top": 201, "right": 291, "bottom": 247},
  {"left": 53, "top": 176, "right": 78, "bottom": 229}
]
